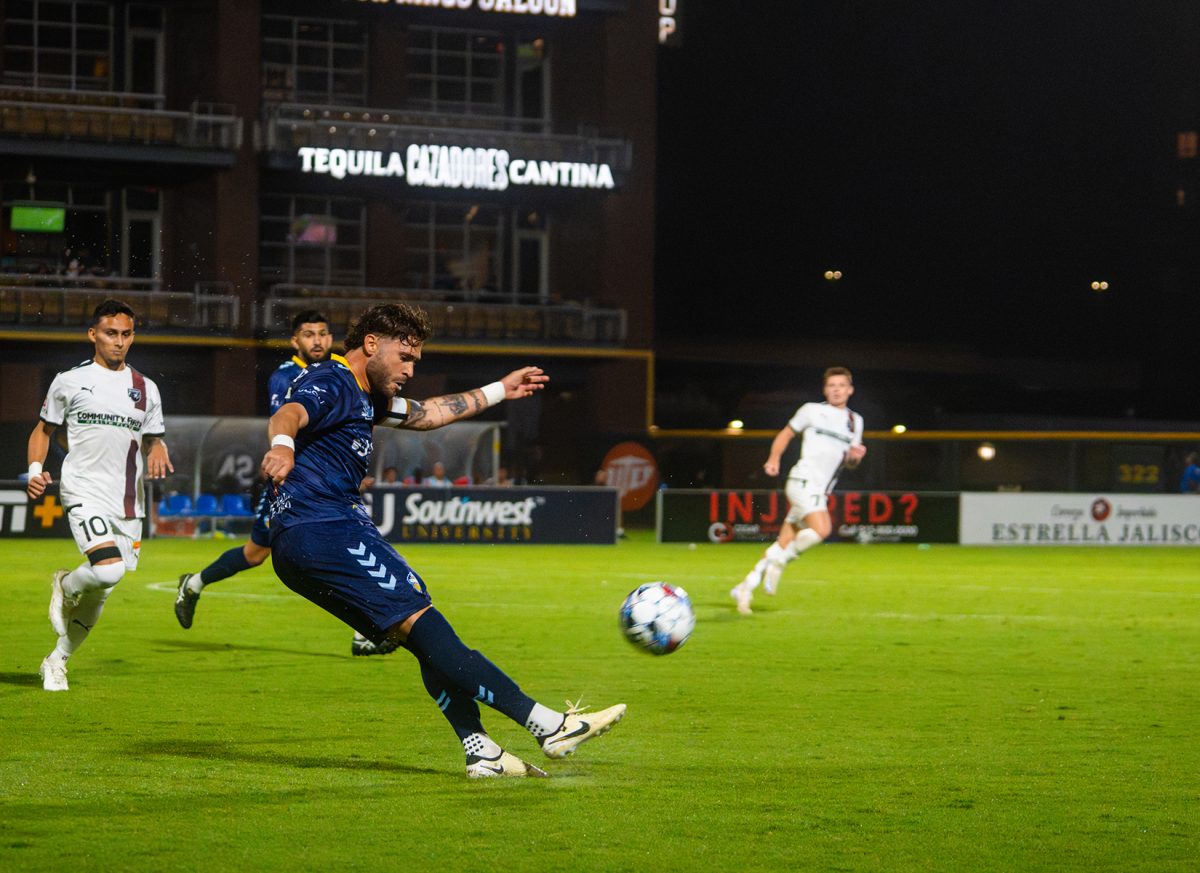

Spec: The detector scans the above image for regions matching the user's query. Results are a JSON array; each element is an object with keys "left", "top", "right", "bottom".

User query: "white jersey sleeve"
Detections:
[
  {"left": 786, "top": 403, "right": 816, "bottom": 435},
  {"left": 40, "top": 370, "right": 74, "bottom": 426},
  {"left": 143, "top": 377, "right": 165, "bottom": 436}
]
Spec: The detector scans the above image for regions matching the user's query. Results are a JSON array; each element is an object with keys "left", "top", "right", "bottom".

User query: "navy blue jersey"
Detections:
[
  {"left": 269, "top": 355, "right": 375, "bottom": 533},
  {"left": 267, "top": 356, "right": 306, "bottom": 414}
]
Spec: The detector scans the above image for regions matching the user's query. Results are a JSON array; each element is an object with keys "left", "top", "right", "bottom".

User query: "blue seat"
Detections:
[
  {"left": 193, "top": 493, "right": 220, "bottom": 515},
  {"left": 162, "top": 493, "right": 193, "bottom": 516},
  {"left": 222, "top": 493, "right": 254, "bottom": 516}
]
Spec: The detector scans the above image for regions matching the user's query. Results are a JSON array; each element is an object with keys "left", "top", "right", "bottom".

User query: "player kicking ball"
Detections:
[{"left": 260, "top": 303, "right": 625, "bottom": 777}]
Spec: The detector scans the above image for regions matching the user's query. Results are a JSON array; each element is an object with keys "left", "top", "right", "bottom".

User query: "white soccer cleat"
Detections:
[
  {"left": 39, "top": 655, "right": 68, "bottom": 692},
  {"left": 466, "top": 749, "right": 548, "bottom": 779},
  {"left": 540, "top": 701, "right": 626, "bottom": 759},
  {"left": 730, "top": 582, "right": 753, "bottom": 615},
  {"left": 48, "top": 568, "right": 76, "bottom": 636}
]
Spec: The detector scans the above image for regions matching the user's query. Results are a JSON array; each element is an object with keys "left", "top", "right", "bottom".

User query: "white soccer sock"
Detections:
[
  {"left": 62, "top": 561, "right": 125, "bottom": 598},
  {"left": 787, "top": 528, "right": 824, "bottom": 559},
  {"left": 462, "top": 732, "right": 503, "bottom": 759},
  {"left": 52, "top": 587, "right": 111, "bottom": 659},
  {"left": 743, "top": 557, "right": 769, "bottom": 592},
  {"left": 525, "top": 702, "right": 564, "bottom": 738},
  {"left": 185, "top": 573, "right": 204, "bottom": 594}
]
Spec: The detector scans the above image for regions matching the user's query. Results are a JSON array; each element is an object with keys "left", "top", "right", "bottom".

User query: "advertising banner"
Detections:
[
  {"left": 656, "top": 489, "right": 960, "bottom": 544},
  {"left": 0, "top": 481, "right": 72, "bottom": 539},
  {"left": 960, "top": 493, "right": 1200, "bottom": 546},
  {"left": 365, "top": 485, "right": 618, "bottom": 544}
]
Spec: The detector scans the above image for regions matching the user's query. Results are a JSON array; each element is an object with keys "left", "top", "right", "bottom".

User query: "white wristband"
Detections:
[
  {"left": 271, "top": 434, "right": 296, "bottom": 450},
  {"left": 481, "top": 381, "right": 506, "bottom": 407},
  {"left": 28, "top": 461, "right": 43, "bottom": 478}
]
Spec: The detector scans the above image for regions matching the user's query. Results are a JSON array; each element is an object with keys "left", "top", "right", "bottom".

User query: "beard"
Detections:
[{"left": 364, "top": 355, "right": 399, "bottom": 400}]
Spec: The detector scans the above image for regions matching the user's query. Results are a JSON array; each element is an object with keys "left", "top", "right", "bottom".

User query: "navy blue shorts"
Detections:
[
  {"left": 271, "top": 518, "right": 431, "bottom": 642},
  {"left": 250, "top": 489, "right": 271, "bottom": 548}
]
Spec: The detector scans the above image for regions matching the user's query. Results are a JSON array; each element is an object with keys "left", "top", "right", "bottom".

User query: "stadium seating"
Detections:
[
  {"left": 159, "top": 493, "right": 194, "bottom": 516},
  {"left": 221, "top": 494, "right": 254, "bottom": 516}
]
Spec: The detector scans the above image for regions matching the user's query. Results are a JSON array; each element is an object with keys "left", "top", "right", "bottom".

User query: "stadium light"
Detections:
[
  {"left": 977, "top": 442, "right": 997, "bottom": 461},
  {"left": 824, "top": 270, "right": 843, "bottom": 281},
  {"left": 892, "top": 424, "right": 907, "bottom": 434},
  {"left": 1090, "top": 280, "right": 1109, "bottom": 291},
  {"left": 726, "top": 419, "right": 745, "bottom": 431}
]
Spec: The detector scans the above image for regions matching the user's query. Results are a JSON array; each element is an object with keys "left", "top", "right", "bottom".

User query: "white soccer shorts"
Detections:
[{"left": 65, "top": 502, "right": 143, "bottom": 570}]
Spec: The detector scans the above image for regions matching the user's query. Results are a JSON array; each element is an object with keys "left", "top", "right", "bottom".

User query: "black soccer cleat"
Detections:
[{"left": 174, "top": 574, "right": 201, "bottom": 629}]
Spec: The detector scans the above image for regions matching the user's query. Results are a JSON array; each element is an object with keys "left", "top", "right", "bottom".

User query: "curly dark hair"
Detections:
[
  {"left": 344, "top": 303, "right": 433, "bottom": 351},
  {"left": 90, "top": 298, "right": 136, "bottom": 327}
]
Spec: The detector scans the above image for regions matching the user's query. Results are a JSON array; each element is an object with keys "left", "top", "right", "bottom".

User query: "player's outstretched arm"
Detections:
[
  {"left": 25, "top": 421, "right": 54, "bottom": 499},
  {"left": 763, "top": 426, "right": 796, "bottom": 477},
  {"left": 143, "top": 435, "right": 174, "bottom": 479},
  {"left": 387, "top": 366, "right": 548, "bottom": 431},
  {"left": 262, "top": 402, "right": 309, "bottom": 485},
  {"left": 844, "top": 443, "right": 867, "bottom": 469}
]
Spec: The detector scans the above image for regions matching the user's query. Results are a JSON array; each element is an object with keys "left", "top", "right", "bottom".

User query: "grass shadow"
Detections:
[
  {"left": 0, "top": 671, "right": 43, "bottom": 687},
  {"left": 134, "top": 739, "right": 442, "bottom": 776},
  {"left": 151, "top": 639, "right": 350, "bottom": 660}
]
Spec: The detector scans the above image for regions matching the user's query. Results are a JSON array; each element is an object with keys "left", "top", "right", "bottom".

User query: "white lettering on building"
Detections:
[
  {"left": 365, "top": 0, "right": 577, "bottom": 18},
  {"left": 658, "top": 0, "right": 678, "bottom": 44},
  {"left": 299, "top": 145, "right": 615, "bottom": 190}
]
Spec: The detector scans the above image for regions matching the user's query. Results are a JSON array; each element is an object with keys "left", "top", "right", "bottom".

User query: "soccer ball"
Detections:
[{"left": 619, "top": 582, "right": 695, "bottom": 655}]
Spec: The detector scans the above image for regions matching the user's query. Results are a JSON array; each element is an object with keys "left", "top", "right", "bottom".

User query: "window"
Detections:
[
  {"left": 403, "top": 201, "right": 503, "bottom": 294},
  {"left": 3, "top": 0, "right": 113, "bottom": 91},
  {"left": 2, "top": 181, "right": 111, "bottom": 274},
  {"left": 407, "top": 27, "right": 504, "bottom": 116},
  {"left": 261, "top": 193, "right": 365, "bottom": 285},
  {"left": 262, "top": 14, "right": 367, "bottom": 105}
]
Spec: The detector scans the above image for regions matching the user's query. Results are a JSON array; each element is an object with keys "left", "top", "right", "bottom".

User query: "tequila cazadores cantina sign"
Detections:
[{"left": 297, "top": 145, "right": 617, "bottom": 190}]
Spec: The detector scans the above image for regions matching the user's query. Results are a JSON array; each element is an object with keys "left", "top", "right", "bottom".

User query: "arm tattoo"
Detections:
[
  {"left": 404, "top": 399, "right": 428, "bottom": 428},
  {"left": 441, "top": 393, "right": 470, "bottom": 417}
]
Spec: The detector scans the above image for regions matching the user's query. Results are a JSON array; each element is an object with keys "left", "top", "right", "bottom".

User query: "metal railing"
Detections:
[
  {"left": 0, "top": 89, "right": 242, "bottom": 150},
  {"left": 0, "top": 279, "right": 239, "bottom": 331},
  {"left": 261, "top": 284, "right": 626, "bottom": 345},
  {"left": 264, "top": 102, "right": 631, "bottom": 173}
]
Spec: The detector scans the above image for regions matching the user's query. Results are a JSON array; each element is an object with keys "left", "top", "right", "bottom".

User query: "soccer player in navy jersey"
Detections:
[
  {"left": 260, "top": 302, "right": 625, "bottom": 777},
  {"left": 174, "top": 311, "right": 332, "bottom": 629}
]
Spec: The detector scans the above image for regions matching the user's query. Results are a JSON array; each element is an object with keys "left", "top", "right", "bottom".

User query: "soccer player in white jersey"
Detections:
[
  {"left": 731, "top": 367, "right": 865, "bottom": 615},
  {"left": 26, "top": 299, "right": 173, "bottom": 690}
]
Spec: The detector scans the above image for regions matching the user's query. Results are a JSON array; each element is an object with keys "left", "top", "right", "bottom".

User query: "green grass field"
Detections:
[{"left": 2, "top": 533, "right": 1198, "bottom": 871}]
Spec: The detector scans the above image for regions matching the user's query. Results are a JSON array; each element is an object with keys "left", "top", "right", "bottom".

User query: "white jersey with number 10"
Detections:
[{"left": 39, "top": 360, "right": 166, "bottom": 519}]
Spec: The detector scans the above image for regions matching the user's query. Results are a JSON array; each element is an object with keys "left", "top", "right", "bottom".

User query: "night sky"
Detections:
[{"left": 655, "top": 3, "right": 1199, "bottom": 424}]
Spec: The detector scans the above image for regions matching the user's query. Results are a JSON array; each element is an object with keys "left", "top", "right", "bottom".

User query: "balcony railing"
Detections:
[
  {"left": 0, "top": 278, "right": 239, "bottom": 331},
  {"left": 264, "top": 103, "right": 632, "bottom": 177},
  {"left": 261, "top": 283, "right": 626, "bottom": 346},
  {"left": 0, "top": 87, "right": 242, "bottom": 151}
]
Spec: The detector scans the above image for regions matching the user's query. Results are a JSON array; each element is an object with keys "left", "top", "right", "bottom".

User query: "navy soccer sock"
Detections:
[
  {"left": 404, "top": 608, "right": 537, "bottom": 728},
  {"left": 409, "top": 653, "right": 486, "bottom": 741},
  {"left": 198, "top": 546, "right": 253, "bottom": 586}
]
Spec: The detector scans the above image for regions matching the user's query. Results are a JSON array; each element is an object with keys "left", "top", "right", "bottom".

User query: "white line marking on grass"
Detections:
[{"left": 145, "top": 580, "right": 294, "bottom": 600}]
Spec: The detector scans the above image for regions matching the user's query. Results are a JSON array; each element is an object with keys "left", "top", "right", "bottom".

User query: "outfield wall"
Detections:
[
  {"left": 0, "top": 480, "right": 620, "bottom": 545},
  {"left": 656, "top": 489, "right": 1200, "bottom": 546}
]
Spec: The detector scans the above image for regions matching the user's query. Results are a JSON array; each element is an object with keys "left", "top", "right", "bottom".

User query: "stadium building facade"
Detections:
[{"left": 0, "top": 0, "right": 656, "bottom": 482}]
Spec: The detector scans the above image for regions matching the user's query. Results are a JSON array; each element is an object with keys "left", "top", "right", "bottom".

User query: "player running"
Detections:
[
  {"left": 27, "top": 299, "right": 172, "bottom": 691},
  {"left": 731, "top": 366, "right": 866, "bottom": 615}
]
